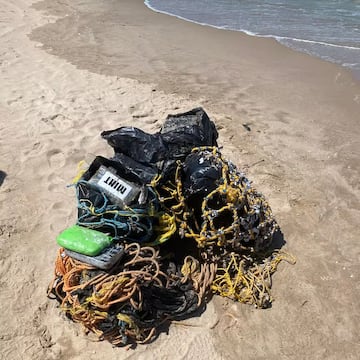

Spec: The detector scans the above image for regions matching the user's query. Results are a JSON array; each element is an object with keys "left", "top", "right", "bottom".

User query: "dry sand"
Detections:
[{"left": 0, "top": 0, "right": 359, "bottom": 359}]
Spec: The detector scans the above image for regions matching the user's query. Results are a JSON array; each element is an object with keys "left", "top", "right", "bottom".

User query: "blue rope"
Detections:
[{"left": 75, "top": 180, "right": 156, "bottom": 243}]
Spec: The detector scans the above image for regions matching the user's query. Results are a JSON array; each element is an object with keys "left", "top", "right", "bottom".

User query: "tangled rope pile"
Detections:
[
  {"left": 49, "top": 244, "right": 201, "bottom": 345},
  {"left": 48, "top": 108, "right": 295, "bottom": 347}
]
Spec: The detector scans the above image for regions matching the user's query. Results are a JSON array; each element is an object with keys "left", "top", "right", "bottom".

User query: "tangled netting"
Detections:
[
  {"left": 48, "top": 114, "right": 295, "bottom": 347},
  {"left": 153, "top": 147, "right": 277, "bottom": 251}
]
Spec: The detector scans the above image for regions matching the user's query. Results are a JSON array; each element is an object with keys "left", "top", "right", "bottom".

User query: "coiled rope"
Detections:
[{"left": 48, "top": 244, "right": 200, "bottom": 345}]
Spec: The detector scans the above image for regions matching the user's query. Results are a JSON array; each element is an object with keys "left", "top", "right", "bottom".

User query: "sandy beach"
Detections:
[{"left": 0, "top": 0, "right": 359, "bottom": 359}]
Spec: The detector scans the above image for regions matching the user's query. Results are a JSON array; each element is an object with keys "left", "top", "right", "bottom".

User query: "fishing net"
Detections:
[
  {"left": 153, "top": 147, "right": 277, "bottom": 251},
  {"left": 151, "top": 146, "right": 295, "bottom": 309},
  {"left": 47, "top": 108, "right": 295, "bottom": 347}
]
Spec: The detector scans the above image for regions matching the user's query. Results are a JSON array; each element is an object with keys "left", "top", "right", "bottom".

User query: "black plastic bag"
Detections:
[
  {"left": 111, "top": 153, "right": 158, "bottom": 185},
  {"left": 101, "top": 108, "right": 218, "bottom": 180},
  {"left": 160, "top": 107, "right": 218, "bottom": 158},
  {"left": 101, "top": 127, "right": 167, "bottom": 165},
  {"left": 181, "top": 151, "right": 222, "bottom": 208}
]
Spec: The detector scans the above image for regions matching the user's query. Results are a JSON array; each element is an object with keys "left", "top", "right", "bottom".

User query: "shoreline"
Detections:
[
  {"left": 29, "top": 0, "right": 360, "bottom": 124},
  {"left": 0, "top": 0, "right": 359, "bottom": 359},
  {"left": 143, "top": 0, "right": 360, "bottom": 81}
]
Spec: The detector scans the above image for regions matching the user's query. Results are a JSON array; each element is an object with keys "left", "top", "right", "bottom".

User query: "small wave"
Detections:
[
  {"left": 144, "top": 0, "right": 216, "bottom": 27},
  {"left": 343, "top": 62, "right": 360, "bottom": 68},
  {"left": 268, "top": 35, "right": 360, "bottom": 51},
  {"left": 144, "top": 1, "right": 360, "bottom": 52},
  {"left": 144, "top": 0, "right": 258, "bottom": 34},
  {"left": 144, "top": 0, "right": 360, "bottom": 76}
]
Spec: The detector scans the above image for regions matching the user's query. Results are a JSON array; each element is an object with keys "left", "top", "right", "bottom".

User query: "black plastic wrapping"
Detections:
[
  {"left": 160, "top": 107, "right": 219, "bottom": 157},
  {"left": 101, "top": 107, "right": 218, "bottom": 180},
  {"left": 101, "top": 127, "right": 166, "bottom": 165},
  {"left": 181, "top": 152, "right": 222, "bottom": 207}
]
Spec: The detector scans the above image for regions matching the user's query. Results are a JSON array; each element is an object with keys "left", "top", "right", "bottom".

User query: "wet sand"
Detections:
[{"left": 0, "top": 0, "right": 359, "bottom": 359}]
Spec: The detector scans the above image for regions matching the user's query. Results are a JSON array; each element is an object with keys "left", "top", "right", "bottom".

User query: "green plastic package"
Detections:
[{"left": 56, "top": 225, "right": 113, "bottom": 256}]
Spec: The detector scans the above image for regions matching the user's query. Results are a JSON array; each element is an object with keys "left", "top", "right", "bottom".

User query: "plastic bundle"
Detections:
[
  {"left": 48, "top": 108, "right": 295, "bottom": 347},
  {"left": 101, "top": 107, "right": 218, "bottom": 181}
]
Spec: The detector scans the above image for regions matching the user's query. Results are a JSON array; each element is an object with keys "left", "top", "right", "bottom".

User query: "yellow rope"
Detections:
[
  {"left": 72, "top": 160, "right": 88, "bottom": 184},
  {"left": 211, "top": 250, "right": 296, "bottom": 307},
  {"left": 146, "top": 213, "right": 177, "bottom": 246}
]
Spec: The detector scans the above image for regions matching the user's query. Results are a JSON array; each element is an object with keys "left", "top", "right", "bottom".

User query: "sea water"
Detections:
[{"left": 145, "top": 0, "right": 360, "bottom": 77}]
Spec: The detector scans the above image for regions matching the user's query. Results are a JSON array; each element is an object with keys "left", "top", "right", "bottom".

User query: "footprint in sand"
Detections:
[
  {"left": 274, "top": 110, "right": 291, "bottom": 125},
  {"left": 20, "top": 141, "right": 46, "bottom": 161},
  {"left": 46, "top": 149, "right": 66, "bottom": 169},
  {"left": 6, "top": 95, "right": 23, "bottom": 106},
  {"left": 41, "top": 114, "right": 73, "bottom": 133},
  {"left": 49, "top": 200, "right": 75, "bottom": 233},
  {"left": 128, "top": 101, "right": 154, "bottom": 118},
  {"left": 79, "top": 135, "right": 95, "bottom": 149},
  {"left": 47, "top": 179, "right": 66, "bottom": 193}
]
